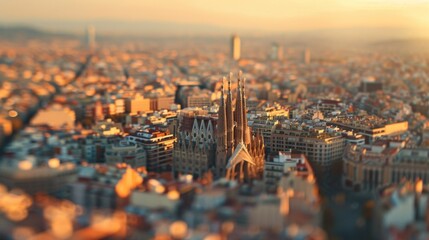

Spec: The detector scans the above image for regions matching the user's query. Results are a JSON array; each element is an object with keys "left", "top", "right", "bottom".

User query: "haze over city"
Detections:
[{"left": 2, "top": 0, "right": 429, "bottom": 38}]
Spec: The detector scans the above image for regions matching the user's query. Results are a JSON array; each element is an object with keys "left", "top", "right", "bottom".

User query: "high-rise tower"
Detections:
[
  {"left": 270, "top": 42, "right": 283, "bottom": 61},
  {"left": 231, "top": 34, "right": 241, "bottom": 61},
  {"left": 85, "top": 25, "right": 96, "bottom": 51},
  {"left": 303, "top": 48, "right": 311, "bottom": 65}
]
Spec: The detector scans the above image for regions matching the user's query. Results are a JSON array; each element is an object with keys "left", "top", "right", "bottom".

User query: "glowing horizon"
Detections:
[{"left": 2, "top": 0, "right": 429, "bottom": 35}]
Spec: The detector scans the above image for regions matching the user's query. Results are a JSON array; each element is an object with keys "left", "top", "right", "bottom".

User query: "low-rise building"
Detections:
[
  {"left": 269, "top": 120, "right": 345, "bottom": 169},
  {"left": 342, "top": 140, "right": 429, "bottom": 192},
  {"left": 328, "top": 116, "right": 408, "bottom": 144},
  {"left": 126, "top": 94, "right": 151, "bottom": 114},
  {"left": 127, "top": 128, "right": 176, "bottom": 172},
  {"left": 173, "top": 109, "right": 216, "bottom": 178},
  {"left": 105, "top": 140, "right": 147, "bottom": 168},
  {"left": 264, "top": 150, "right": 307, "bottom": 193},
  {"left": 0, "top": 159, "right": 77, "bottom": 196}
]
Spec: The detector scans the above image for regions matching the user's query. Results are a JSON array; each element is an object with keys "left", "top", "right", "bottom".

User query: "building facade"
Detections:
[
  {"left": 342, "top": 140, "right": 429, "bottom": 192},
  {"left": 269, "top": 121, "right": 345, "bottom": 169},
  {"left": 173, "top": 110, "right": 216, "bottom": 178},
  {"left": 264, "top": 150, "right": 308, "bottom": 193},
  {"left": 127, "top": 128, "right": 176, "bottom": 172},
  {"left": 328, "top": 116, "right": 408, "bottom": 144}
]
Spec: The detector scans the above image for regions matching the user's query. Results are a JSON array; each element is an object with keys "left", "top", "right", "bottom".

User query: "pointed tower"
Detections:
[
  {"left": 215, "top": 71, "right": 266, "bottom": 182},
  {"left": 226, "top": 73, "right": 235, "bottom": 159},
  {"left": 235, "top": 71, "right": 244, "bottom": 145},
  {"left": 216, "top": 78, "right": 228, "bottom": 176},
  {"left": 242, "top": 75, "right": 251, "bottom": 145}
]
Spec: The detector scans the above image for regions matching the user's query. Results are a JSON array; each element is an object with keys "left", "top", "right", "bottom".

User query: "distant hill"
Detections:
[
  {"left": 0, "top": 26, "right": 75, "bottom": 41},
  {"left": 369, "top": 39, "right": 429, "bottom": 53}
]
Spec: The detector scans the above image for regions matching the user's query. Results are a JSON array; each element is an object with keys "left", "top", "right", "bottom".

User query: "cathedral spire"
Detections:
[
  {"left": 235, "top": 71, "right": 244, "bottom": 144},
  {"left": 226, "top": 73, "right": 234, "bottom": 159},
  {"left": 217, "top": 77, "right": 227, "bottom": 149},
  {"left": 242, "top": 75, "right": 251, "bottom": 145}
]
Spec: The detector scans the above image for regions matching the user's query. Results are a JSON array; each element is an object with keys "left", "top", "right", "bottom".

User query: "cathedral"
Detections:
[
  {"left": 173, "top": 72, "right": 265, "bottom": 182},
  {"left": 216, "top": 72, "right": 265, "bottom": 182}
]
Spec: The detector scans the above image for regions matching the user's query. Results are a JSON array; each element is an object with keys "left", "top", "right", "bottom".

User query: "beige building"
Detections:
[
  {"left": 342, "top": 140, "right": 429, "bottom": 192},
  {"left": 269, "top": 121, "right": 345, "bottom": 169},
  {"left": 186, "top": 93, "right": 212, "bottom": 108},
  {"left": 126, "top": 94, "right": 150, "bottom": 114},
  {"left": 114, "top": 98, "right": 125, "bottom": 114},
  {"left": 328, "top": 116, "right": 408, "bottom": 144},
  {"left": 150, "top": 96, "right": 174, "bottom": 111}
]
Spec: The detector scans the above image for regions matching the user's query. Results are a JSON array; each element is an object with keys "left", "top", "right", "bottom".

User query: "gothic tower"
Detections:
[
  {"left": 216, "top": 78, "right": 228, "bottom": 177},
  {"left": 225, "top": 73, "right": 235, "bottom": 159},
  {"left": 216, "top": 72, "right": 265, "bottom": 182},
  {"left": 234, "top": 71, "right": 244, "bottom": 144}
]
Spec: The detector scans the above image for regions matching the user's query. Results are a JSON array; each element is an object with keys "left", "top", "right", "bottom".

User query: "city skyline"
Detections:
[{"left": 1, "top": 1, "right": 429, "bottom": 239}]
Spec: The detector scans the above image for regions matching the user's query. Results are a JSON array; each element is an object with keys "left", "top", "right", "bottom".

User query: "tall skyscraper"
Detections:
[
  {"left": 270, "top": 42, "right": 283, "bottom": 61},
  {"left": 231, "top": 34, "right": 241, "bottom": 61},
  {"left": 85, "top": 25, "right": 96, "bottom": 51},
  {"left": 303, "top": 48, "right": 311, "bottom": 64}
]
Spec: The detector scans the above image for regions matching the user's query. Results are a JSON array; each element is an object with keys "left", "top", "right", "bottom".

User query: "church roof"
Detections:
[{"left": 226, "top": 142, "right": 255, "bottom": 168}]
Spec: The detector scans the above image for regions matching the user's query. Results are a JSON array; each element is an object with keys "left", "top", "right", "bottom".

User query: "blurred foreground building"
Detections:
[{"left": 374, "top": 181, "right": 429, "bottom": 240}]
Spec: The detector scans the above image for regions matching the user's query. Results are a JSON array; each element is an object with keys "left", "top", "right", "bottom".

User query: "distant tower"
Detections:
[
  {"left": 303, "top": 48, "right": 311, "bottom": 64},
  {"left": 85, "top": 25, "right": 96, "bottom": 51},
  {"left": 270, "top": 42, "right": 283, "bottom": 61},
  {"left": 231, "top": 34, "right": 241, "bottom": 61}
]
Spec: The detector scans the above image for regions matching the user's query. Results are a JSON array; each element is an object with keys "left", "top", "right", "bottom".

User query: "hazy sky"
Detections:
[{"left": 2, "top": 0, "right": 429, "bottom": 34}]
